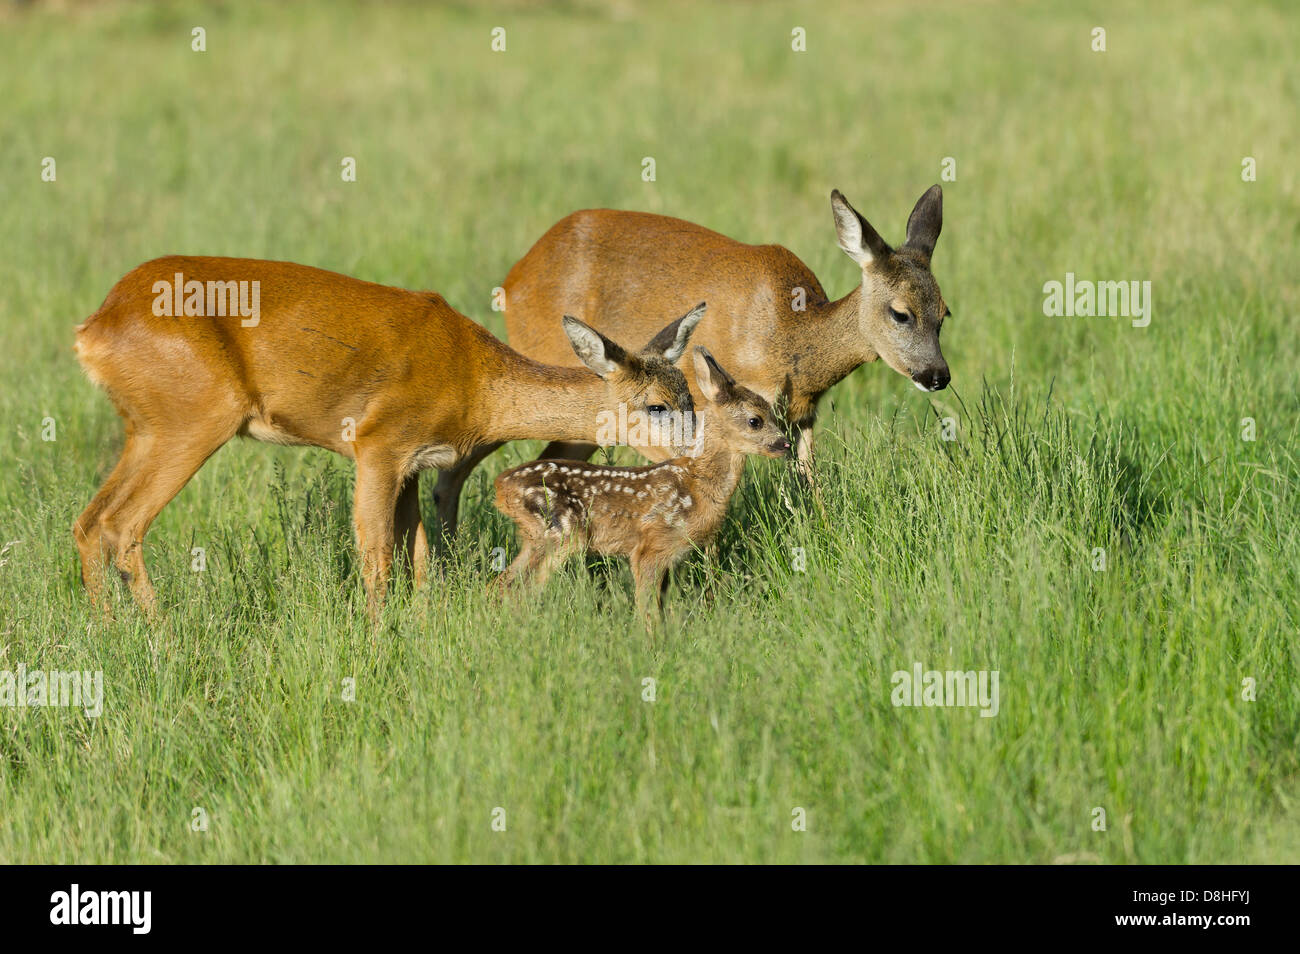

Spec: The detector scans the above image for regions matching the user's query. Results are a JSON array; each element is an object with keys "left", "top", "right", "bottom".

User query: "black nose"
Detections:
[
  {"left": 773, "top": 438, "right": 792, "bottom": 456},
  {"left": 913, "top": 368, "right": 950, "bottom": 391}
]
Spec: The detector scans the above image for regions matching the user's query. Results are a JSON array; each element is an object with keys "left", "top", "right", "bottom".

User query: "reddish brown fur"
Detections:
[
  {"left": 504, "top": 209, "right": 845, "bottom": 427},
  {"left": 493, "top": 347, "right": 790, "bottom": 626},
  {"left": 72, "top": 255, "right": 698, "bottom": 615}
]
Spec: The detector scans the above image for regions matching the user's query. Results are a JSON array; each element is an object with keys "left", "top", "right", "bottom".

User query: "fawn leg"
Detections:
[
  {"left": 494, "top": 539, "right": 540, "bottom": 592},
  {"left": 631, "top": 545, "right": 672, "bottom": 632},
  {"left": 495, "top": 522, "right": 580, "bottom": 601},
  {"left": 527, "top": 540, "right": 572, "bottom": 590}
]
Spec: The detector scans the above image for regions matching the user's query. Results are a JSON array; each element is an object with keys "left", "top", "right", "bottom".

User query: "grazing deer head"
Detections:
[{"left": 831, "top": 185, "right": 951, "bottom": 392}]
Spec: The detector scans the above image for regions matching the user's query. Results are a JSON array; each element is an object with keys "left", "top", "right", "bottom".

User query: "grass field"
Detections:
[{"left": 1, "top": 0, "right": 1297, "bottom": 863}]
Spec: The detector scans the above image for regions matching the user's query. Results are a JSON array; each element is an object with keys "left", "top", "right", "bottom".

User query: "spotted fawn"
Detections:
[{"left": 493, "top": 346, "right": 791, "bottom": 625}]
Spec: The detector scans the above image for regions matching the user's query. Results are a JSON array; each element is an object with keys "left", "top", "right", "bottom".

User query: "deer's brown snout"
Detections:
[{"left": 770, "top": 437, "right": 793, "bottom": 458}]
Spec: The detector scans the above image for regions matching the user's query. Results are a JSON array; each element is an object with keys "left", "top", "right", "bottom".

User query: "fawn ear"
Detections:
[
  {"left": 903, "top": 184, "right": 943, "bottom": 261},
  {"left": 692, "top": 346, "right": 736, "bottom": 404},
  {"left": 564, "top": 316, "right": 627, "bottom": 379},
  {"left": 831, "top": 189, "right": 892, "bottom": 267},
  {"left": 643, "top": 302, "right": 705, "bottom": 363}
]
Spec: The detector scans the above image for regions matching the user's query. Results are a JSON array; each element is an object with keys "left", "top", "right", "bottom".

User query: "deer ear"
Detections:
[
  {"left": 643, "top": 302, "right": 705, "bottom": 363},
  {"left": 903, "top": 184, "right": 943, "bottom": 261},
  {"left": 563, "top": 316, "right": 627, "bottom": 379},
  {"left": 831, "top": 189, "right": 892, "bottom": 267},
  {"left": 692, "top": 346, "right": 735, "bottom": 404}
]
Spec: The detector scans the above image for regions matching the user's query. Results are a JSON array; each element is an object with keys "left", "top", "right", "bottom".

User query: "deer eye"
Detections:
[
  {"left": 646, "top": 404, "right": 667, "bottom": 416},
  {"left": 748, "top": 416, "right": 763, "bottom": 430},
  {"left": 889, "top": 306, "right": 912, "bottom": 324}
]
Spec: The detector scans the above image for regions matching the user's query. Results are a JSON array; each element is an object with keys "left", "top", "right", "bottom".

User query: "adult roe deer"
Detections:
[
  {"left": 73, "top": 256, "right": 702, "bottom": 615},
  {"left": 433, "top": 186, "right": 951, "bottom": 527},
  {"left": 494, "top": 346, "right": 790, "bottom": 626}
]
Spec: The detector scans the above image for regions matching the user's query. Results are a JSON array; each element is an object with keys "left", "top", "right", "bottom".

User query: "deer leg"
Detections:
[
  {"left": 695, "top": 540, "right": 722, "bottom": 604},
  {"left": 93, "top": 422, "right": 237, "bottom": 616},
  {"left": 74, "top": 425, "right": 151, "bottom": 614},
  {"left": 497, "top": 527, "right": 578, "bottom": 597},
  {"left": 493, "top": 534, "right": 551, "bottom": 595},
  {"left": 528, "top": 538, "right": 574, "bottom": 590},
  {"left": 432, "top": 442, "right": 502, "bottom": 554},
  {"left": 353, "top": 451, "right": 403, "bottom": 615},
  {"left": 795, "top": 423, "right": 827, "bottom": 518},
  {"left": 394, "top": 473, "right": 429, "bottom": 589},
  {"left": 794, "top": 422, "right": 816, "bottom": 486},
  {"left": 496, "top": 538, "right": 536, "bottom": 588},
  {"left": 631, "top": 544, "right": 673, "bottom": 632}
]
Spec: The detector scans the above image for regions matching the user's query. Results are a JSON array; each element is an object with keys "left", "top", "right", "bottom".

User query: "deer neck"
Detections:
[
  {"left": 680, "top": 423, "right": 749, "bottom": 515},
  {"left": 798, "top": 283, "right": 875, "bottom": 397},
  {"left": 477, "top": 349, "right": 609, "bottom": 445}
]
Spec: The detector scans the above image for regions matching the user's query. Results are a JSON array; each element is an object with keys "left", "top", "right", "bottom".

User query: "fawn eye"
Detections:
[
  {"left": 889, "top": 306, "right": 912, "bottom": 324},
  {"left": 748, "top": 416, "right": 763, "bottom": 429},
  {"left": 646, "top": 404, "right": 667, "bottom": 416}
]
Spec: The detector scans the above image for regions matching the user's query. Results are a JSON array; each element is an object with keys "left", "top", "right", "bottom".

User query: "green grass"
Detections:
[{"left": 1, "top": 0, "right": 1297, "bottom": 863}]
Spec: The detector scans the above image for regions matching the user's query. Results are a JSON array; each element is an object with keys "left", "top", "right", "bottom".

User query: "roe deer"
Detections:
[
  {"left": 459, "top": 187, "right": 951, "bottom": 511},
  {"left": 72, "top": 256, "right": 702, "bottom": 615},
  {"left": 493, "top": 346, "right": 791, "bottom": 626}
]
